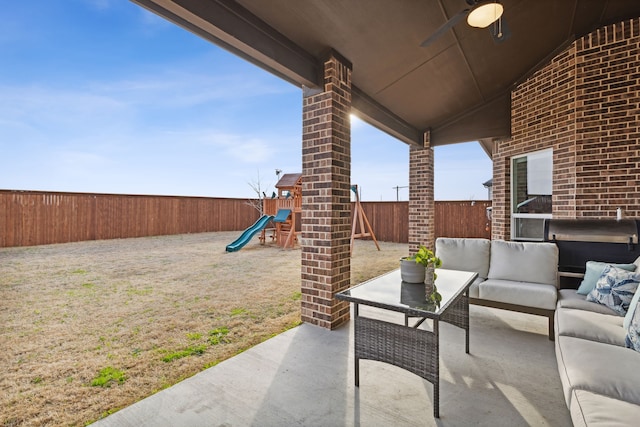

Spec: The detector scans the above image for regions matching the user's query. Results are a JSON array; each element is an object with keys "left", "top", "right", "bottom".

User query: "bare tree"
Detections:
[{"left": 246, "top": 169, "right": 280, "bottom": 216}]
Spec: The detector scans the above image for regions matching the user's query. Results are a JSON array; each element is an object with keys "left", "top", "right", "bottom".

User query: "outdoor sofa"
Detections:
[
  {"left": 435, "top": 237, "right": 559, "bottom": 339},
  {"left": 435, "top": 237, "right": 640, "bottom": 425},
  {"left": 555, "top": 259, "right": 640, "bottom": 425}
]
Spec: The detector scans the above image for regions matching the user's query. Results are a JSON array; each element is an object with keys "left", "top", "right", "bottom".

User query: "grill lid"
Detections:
[{"left": 544, "top": 219, "right": 639, "bottom": 244}]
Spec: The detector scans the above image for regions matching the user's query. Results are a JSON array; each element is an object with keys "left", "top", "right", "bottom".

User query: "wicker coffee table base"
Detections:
[{"left": 353, "top": 295, "right": 469, "bottom": 418}]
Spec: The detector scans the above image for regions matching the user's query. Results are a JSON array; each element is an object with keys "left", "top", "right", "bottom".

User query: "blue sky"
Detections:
[{"left": 1, "top": 1, "right": 492, "bottom": 201}]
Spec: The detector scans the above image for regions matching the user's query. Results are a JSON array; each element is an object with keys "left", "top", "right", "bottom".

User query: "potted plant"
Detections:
[
  {"left": 400, "top": 254, "right": 426, "bottom": 283},
  {"left": 400, "top": 246, "right": 442, "bottom": 283},
  {"left": 401, "top": 245, "right": 443, "bottom": 306}
]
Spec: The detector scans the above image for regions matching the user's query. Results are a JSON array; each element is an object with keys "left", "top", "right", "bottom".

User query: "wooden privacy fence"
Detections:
[
  {"left": 0, "top": 190, "right": 491, "bottom": 247},
  {"left": 0, "top": 191, "right": 260, "bottom": 248},
  {"left": 351, "top": 201, "right": 408, "bottom": 243},
  {"left": 353, "top": 200, "right": 492, "bottom": 244},
  {"left": 434, "top": 200, "right": 492, "bottom": 239}
]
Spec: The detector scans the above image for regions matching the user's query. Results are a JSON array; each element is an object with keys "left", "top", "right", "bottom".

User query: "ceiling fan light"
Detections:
[{"left": 467, "top": 2, "right": 503, "bottom": 28}]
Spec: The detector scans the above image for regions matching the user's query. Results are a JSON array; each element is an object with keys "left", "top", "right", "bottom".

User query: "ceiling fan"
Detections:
[{"left": 420, "top": 0, "right": 509, "bottom": 47}]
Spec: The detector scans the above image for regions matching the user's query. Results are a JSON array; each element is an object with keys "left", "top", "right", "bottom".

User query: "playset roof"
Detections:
[{"left": 275, "top": 173, "right": 302, "bottom": 189}]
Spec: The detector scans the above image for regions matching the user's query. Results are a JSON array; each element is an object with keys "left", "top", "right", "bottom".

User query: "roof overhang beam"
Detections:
[
  {"left": 132, "top": 0, "right": 320, "bottom": 87},
  {"left": 133, "top": 0, "right": 425, "bottom": 147}
]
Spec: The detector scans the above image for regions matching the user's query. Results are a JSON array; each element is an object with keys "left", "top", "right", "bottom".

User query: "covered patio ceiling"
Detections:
[{"left": 133, "top": 0, "right": 640, "bottom": 157}]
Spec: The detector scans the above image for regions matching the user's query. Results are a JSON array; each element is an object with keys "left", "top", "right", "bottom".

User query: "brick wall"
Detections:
[
  {"left": 301, "top": 51, "right": 352, "bottom": 329},
  {"left": 493, "top": 18, "right": 640, "bottom": 239},
  {"left": 575, "top": 21, "right": 640, "bottom": 216}
]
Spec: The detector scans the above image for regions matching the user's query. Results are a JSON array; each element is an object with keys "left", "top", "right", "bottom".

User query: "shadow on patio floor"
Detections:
[{"left": 93, "top": 305, "right": 571, "bottom": 426}]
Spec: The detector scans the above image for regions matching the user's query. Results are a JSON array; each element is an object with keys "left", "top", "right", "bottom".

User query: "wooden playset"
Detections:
[
  {"left": 350, "top": 184, "right": 379, "bottom": 254},
  {"left": 261, "top": 173, "right": 302, "bottom": 249},
  {"left": 229, "top": 173, "right": 378, "bottom": 252}
]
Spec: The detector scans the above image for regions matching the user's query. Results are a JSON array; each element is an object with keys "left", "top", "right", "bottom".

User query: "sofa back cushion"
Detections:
[
  {"left": 435, "top": 238, "right": 491, "bottom": 279},
  {"left": 487, "top": 240, "right": 558, "bottom": 285}
]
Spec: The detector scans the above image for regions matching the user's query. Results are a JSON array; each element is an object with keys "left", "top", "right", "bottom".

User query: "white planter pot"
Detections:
[{"left": 400, "top": 259, "right": 425, "bottom": 283}]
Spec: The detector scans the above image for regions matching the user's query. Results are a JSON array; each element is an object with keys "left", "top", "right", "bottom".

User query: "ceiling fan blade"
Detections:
[
  {"left": 490, "top": 16, "right": 510, "bottom": 43},
  {"left": 420, "top": 8, "right": 470, "bottom": 48}
]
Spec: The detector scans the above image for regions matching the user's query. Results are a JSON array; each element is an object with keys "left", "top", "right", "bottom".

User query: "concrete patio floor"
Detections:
[{"left": 93, "top": 305, "right": 571, "bottom": 426}]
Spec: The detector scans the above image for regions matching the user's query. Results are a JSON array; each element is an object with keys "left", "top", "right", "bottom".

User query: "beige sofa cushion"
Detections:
[
  {"left": 479, "top": 279, "right": 557, "bottom": 310},
  {"left": 570, "top": 389, "right": 640, "bottom": 427},
  {"left": 435, "top": 237, "right": 491, "bottom": 279},
  {"left": 467, "top": 276, "right": 484, "bottom": 298},
  {"left": 555, "top": 308, "right": 626, "bottom": 346},
  {"left": 556, "top": 335, "right": 640, "bottom": 406},
  {"left": 488, "top": 240, "right": 558, "bottom": 286},
  {"left": 557, "top": 289, "right": 619, "bottom": 316}
]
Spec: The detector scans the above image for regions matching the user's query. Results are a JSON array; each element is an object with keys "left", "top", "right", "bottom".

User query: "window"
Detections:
[{"left": 511, "top": 149, "right": 552, "bottom": 241}]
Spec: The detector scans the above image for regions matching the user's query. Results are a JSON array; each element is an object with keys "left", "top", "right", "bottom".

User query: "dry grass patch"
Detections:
[{"left": 0, "top": 231, "right": 407, "bottom": 426}]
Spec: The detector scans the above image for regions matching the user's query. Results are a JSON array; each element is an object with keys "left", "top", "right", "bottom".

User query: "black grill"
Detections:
[{"left": 543, "top": 219, "right": 640, "bottom": 276}]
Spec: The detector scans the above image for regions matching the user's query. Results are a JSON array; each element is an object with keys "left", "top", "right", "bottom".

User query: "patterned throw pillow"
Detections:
[
  {"left": 577, "top": 261, "right": 637, "bottom": 295},
  {"left": 625, "top": 299, "right": 640, "bottom": 352},
  {"left": 586, "top": 265, "right": 640, "bottom": 316}
]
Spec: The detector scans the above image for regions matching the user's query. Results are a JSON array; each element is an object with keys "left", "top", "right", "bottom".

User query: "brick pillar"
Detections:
[
  {"left": 491, "top": 145, "right": 510, "bottom": 240},
  {"left": 408, "top": 131, "right": 435, "bottom": 254},
  {"left": 300, "top": 50, "right": 352, "bottom": 329}
]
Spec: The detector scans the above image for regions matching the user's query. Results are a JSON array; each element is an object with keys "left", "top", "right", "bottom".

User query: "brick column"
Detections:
[
  {"left": 408, "top": 131, "right": 435, "bottom": 254},
  {"left": 300, "top": 50, "right": 352, "bottom": 329},
  {"left": 491, "top": 146, "right": 510, "bottom": 240}
]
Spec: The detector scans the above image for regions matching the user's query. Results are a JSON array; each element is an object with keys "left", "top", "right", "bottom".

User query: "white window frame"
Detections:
[{"left": 511, "top": 148, "right": 552, "bottom": 241}]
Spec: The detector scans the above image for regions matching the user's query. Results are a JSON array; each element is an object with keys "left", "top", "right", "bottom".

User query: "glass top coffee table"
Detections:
[{"left": 336, "top": 268, "right": 477, "bottom": 418}]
